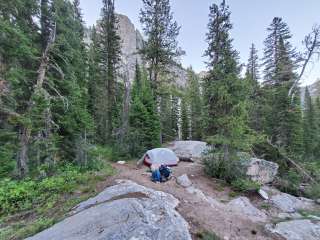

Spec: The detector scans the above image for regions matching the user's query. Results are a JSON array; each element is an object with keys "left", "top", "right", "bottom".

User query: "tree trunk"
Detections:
[{"left": 17, "top": 126, "right": 30, "bottom": 178}]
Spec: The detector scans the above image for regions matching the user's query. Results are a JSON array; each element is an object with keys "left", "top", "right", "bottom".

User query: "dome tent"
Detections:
[{"left": 139, "top": 148, "right": 179, "bottom": 167}]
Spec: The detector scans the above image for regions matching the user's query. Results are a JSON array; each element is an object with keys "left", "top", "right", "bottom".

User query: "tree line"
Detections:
[{"left": 1, "top": 0, "right": 320, "bottom": 197}]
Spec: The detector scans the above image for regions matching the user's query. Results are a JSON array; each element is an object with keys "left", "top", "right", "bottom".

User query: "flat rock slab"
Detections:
[
  {"left": 27, "top": 180, "right": 192, "bottom": 240},
  {"left": 270, "top": 192, "right": 315, "bottom": 213},
  {"left": 266, "top": 219, "right": 320, "bottom": 240},
  {"left": 227, "top": 197, "right": 268, "bottom": 222}
]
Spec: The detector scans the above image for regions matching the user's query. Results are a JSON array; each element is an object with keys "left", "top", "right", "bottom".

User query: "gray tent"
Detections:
[{"left": 138, "top": 148, "right": 179, "bottom": 167}]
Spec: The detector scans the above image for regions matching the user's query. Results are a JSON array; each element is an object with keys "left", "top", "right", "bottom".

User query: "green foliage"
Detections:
[
  {"left": 0, "top": 165, "right": 93, "bottom": 215},
  {"left": 127, "top": 65, "right": 161, "bottom": 157},
  {"left": 203, "top": 0, "right": 255, "bottom": 163},
  {"left": 275, "top": 169, "right": 303, "bottom": 196},
  {"left": 140, "top": 0, "right": 182, "bottom": 95},
  {"left": 203, "top": 151, "right": 246, "bottom": 184},
  {"left": 186, "top": 67, "right": 202, "bottom": 140},
  {"left": 305, "top": 184, "right": 320, "bottom": 200},
  {"left": 231, "top": 179, "right": 261, "bottom": 192},
  {"left": 196, "top": 231, "right": 222, "bottom": 240}
]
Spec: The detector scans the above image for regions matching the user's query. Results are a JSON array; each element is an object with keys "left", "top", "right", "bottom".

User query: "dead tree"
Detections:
[
  {"left": 17, "top": 23, "right": 56, "bottom": 178},
  {"left": 289, "top": 25, "right": 320, "bottom": 100}
]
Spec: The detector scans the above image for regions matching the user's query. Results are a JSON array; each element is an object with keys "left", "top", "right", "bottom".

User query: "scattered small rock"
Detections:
[
  {"left": 258, "top": 189, "right": 269, "bottom": 200},
  {"left": 266, "top": 219, "right": 320, "bottom": 240},
  {"left": 316, "top": 199, "right": 320, "bottom": 205},
  {"left": 177, "top": 174, "right": 192, "bottom": 188},
  {"left": 117, "top": 161, "right": 126, "bottom": 165},
  {"left": 277, "top": 212, "right": 302, "bottom": 220}
]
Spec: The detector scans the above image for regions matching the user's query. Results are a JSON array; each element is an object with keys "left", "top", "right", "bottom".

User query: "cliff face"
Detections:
[{"left": 85, "top": 13, "right": 188, "bottom": 87}]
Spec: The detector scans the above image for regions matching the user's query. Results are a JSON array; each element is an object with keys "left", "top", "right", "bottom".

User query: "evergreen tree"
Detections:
[
  {"left": 245, "top": 44, "right": 263, "bottom": 132},
  {"left": 93, "top": 0, "right": 122, "bottom": 145},
  {"left": 181, "top": 96, "right": 190, "bottom": 140},
  {"left": 50, "top": 0, "right": 94, "bottom": 166},
  {"left": 128, "top": 64, "right": 160, "bottom": 157},
  {"left": 186, "top": 67, "right": 202, "bottom": 140},
  {"left": 203, "top": 0, "right": 253, "bottom": 160},
  {"left": 303, "top": 87, "right": 317, "bottom": 160},
  {"left": 262, "top": 18, "right": 303, "bottom": 156},
  {"left": 139, "top": 0, "right": 182, "bottom": 95}
]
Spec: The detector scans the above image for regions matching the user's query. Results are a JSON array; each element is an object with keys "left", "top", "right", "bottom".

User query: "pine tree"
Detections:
[
  {"left": 245, "top": 44, "right": 263, "bottom": 132},
  {"left": 139, "top": 0, "right": 182, "bottom": 96},
  {"left": 262, "top": 18, "right": 303, "bottom": 157},
  {"left": 203, "top": 0, "right": 253, "bottom": 160},
  {"left": 181, "top": 96, "right": 190, "bottom": 140},
  {"left": 303, "top": 87, "right": 317, "bottom": 160},
  {"left": 93, "top": 0, "right": 122, "bottom": 145},
  {"left": 49, "top": 0, "right": 94, "bottom": 166},
  {"left": 186, "top": 67, "right": 202, "bottom": 140},
  {"left": 262, "top": 17, "right": 297, "bottom": 85},
  {"left": 128, "top": 64, "right": 160, "bottom": 157}
]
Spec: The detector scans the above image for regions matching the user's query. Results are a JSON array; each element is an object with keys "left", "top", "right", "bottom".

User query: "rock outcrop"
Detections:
[
  {"left": 168, "top": 141, "right": 208, "bottom": 161},
  {"left": 245, "top": 158, "right": 279, "bottom": 184},
  {"left": 85, "top": 14, "right": 189, "bottom": 87},
  {"left": 27, "top": 180, "right": 192, "bottom": 240},
  {"left": 266, "top": 220, "right": 320, "bottom": 240},
  {"left": 227, "top": 197, "right": 268, "bottom": 222},
  {"left": 270, "top": 192, "right": 316, "bottom": 213}
]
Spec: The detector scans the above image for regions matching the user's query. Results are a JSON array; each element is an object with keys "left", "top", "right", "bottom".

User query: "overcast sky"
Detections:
[{"left": 80, "top": 0, "right": 320, "bottom": 85}]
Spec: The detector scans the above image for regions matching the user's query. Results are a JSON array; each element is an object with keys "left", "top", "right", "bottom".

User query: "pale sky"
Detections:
[{"left": 80, "top": 0, "right": 320, "bottom": 86}]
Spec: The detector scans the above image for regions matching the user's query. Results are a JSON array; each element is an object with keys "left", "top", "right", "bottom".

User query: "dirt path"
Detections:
[{"left": 107, "top": 161, "right": 281, "bottom": 240}]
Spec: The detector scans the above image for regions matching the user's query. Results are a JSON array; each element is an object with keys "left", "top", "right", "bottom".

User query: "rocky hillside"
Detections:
[{"left": 85, "top": 13, "right": 188, "bottom": 88}]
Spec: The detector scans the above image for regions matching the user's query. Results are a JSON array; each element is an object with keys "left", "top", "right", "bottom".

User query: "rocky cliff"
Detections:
[{"left": 85, "top": 13, "right": 188, "bottom": 87}]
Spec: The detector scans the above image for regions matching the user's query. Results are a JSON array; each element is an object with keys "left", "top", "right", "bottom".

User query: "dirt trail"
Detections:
[{"left": 108, "top": 161, "right": 281, "bottom": 240}]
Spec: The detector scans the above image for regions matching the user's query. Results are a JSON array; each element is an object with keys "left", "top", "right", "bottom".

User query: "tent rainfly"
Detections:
[{"left": 138, "top": 148, "right": 179, "bottom": 167}]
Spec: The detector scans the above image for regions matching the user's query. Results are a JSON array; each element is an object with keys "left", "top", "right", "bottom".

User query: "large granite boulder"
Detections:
[
  {"left": 266, "top": 220, "right": 320, "bottom": 240},
  {"left": 168, "top": 141, "right": 208, "bottom": 161},
  {"left": 270, "top": 192, "right": 316, "bottom": 213},
  {"left": 246, "top": 158, "right": 279, "bottom": 184},
  {"left": 27, "top": 180, "right": 191, "bottom": 240}
]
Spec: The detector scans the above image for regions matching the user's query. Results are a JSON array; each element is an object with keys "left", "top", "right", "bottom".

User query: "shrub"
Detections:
[
  {"left": 305, "top": 184, "right": 320, "bottom": 200},
  {"left": 231, "top": 179, "right": 261, "bottom": 192},
  {"left": 275, "top": 169, "right": 302, "bottom": 196},
  {"left": 203, "top": 150, "right": 247, "bottom": 183},
  {"left": 196, "top": 231, "right": 221, "bottom": 240},
  {"left": 0, "top": 167, "right": 91, "bottom": 215}
]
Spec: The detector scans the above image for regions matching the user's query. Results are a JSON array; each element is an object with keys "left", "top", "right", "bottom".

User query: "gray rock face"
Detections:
[
  {"left": 116, "top": 14, "right": 143, "bottom": 84},
  {"left": 177, "top": 174, "right": 192, "bottom": 188},
  {"left": 270, "top": 192, "right": 315, "bottom": 213},
  {"left": 168, "top": 141, "right": 208, "bottom": 161},
  {"left": 227, "top": 197, "right": 268, "bottom": 222},
  {"left": 27, "top": 180, "right": 191, "bottom": 240},
  {"left": 266, "top": 220, "right": 320, "bottom": 240},
  {"left": 246, "top": 158, "right": 279, "bottom": 184}
]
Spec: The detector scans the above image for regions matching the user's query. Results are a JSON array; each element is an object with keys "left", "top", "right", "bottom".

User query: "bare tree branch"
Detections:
[{"left": 289, "top": 25, "right": 320, "bottom": 100}]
